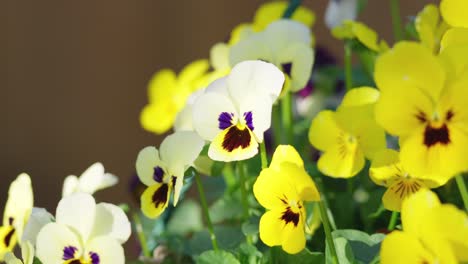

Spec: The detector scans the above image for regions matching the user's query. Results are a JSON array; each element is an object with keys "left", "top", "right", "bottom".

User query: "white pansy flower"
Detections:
[
  {"left": 21, "top": 208, "right": 54, "bottom": 246},
  {"left": 136, "top": 131, "right": 205, "bottom": 218},
  {"left": 62, "top": 162, "right": 118, "bottom": 197},
  {"left": 325, "top": 0, "right": 358, "bottom": 29},
  {"left": 0, "top": 174, "right": 33, "bottom": 261},
  {"left": 192, "top": 60, "right": 284, "bottom": 162},
  {"left": 4, "top": 241, "right": 34, "bottom": 264},
  {"left": 36, "top": 193, "right": 131, "bottom": 264},
  {"left": 230, "top": 20, "right": 313, "bottom": 92}
]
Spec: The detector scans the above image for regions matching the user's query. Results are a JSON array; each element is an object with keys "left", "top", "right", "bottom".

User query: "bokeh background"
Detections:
[{"left": 4, "top": 0, "right": 436, "bottom": 253}]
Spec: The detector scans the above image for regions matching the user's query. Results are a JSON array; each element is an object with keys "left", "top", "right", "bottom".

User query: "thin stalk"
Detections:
[
  {"left": 281, "top": 91, "right": 293, "bottom": 144},
  {"left": 260, "top": 140, "right": 268, "bottom": 169},
  {"left": 132, "top": 212, "right": 151, "bottom": 258},
  {"left": 282, "top": 0, "right": 302, "bottom": 18},
  {"left": 455, "top": 174, "right": 468, "bottom": 211},
  {"left": 387, "top": 211, "right": 399, "bottom": 231},
  {"left": 390, "top": 0, "right": 403, "bottom": 41},
  {"left": 194, "top": 171, "right": 219, "bottom": 250},
  {"left": 319, "top": 200, "right": 339, "bottom": 264},
  {"left": 344, "top": 42, "right": 353, "bottom": 91},
  {"left": 238, "top": 162, "right": 253, "bottom": 244},
  {"left": 272, "top": 104, "right": 283, "bottom": 146}
]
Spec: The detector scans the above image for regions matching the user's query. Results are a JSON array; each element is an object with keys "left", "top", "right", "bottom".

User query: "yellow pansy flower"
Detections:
[
  {"left": 0, "top": 174, "right": 33, "bottom": 261},
  {"left": 415, "top": 4, "right": 449, "bottom": 53},
  {"left": 440, "top": 0, "right": 468, "bottom": 28},
  {"left": 381, "top": 189, "right": 468, "bottom": 263},
  {"left": 332, "top": 20, "right": 389, "bottom": 53},
  {"left": 140, "top": 60, "right": 210, "bottom": 135},
  {"left": 374, "top": 41, "right": 468, "bottom": 182},
  {"left": 253, "top": 145, "right": 320, "bottom": 254},
  {"left": 369, "top": 149, "right": 441, "bottom": 212},
  {"left": 136, "top": 131, "right": 204, "bottom": 218},
  {"left": 309, "top": 87, "right": 386, "bottom": 178}
]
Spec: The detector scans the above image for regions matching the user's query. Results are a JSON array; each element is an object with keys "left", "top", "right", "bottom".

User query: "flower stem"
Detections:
[
  {"left": 131, "top": 212, "right": 151, "bottom": 258},
  {"left": 281, "top": 91, "right": 294, "bottom": 144},
  {"left": 344, "top": 42, "right": 353, "bottom": 91},
  {"left": 455, "top": 174, "right": 468, "bottom": 211},
  {"left": 390, "top": 0, "right": 403, "bottom": 41},
  {"left": 237, "top": 162, "right": 250, "bottom": 220},
  {"left": 194, "top": 171, "right": 219, "bottom": 251},
  {"left": 272, "top": 104, "right": 283, "bottom": 146},
  {"left": 282, "top": 0, "right": 302, "bottom": 18},
  {"left": 387, "top": 211, "right": 399, "bottom": 231},
  {"left": 260, "top": 140, "right": 268, "bottom": 169},
  {"left": 319, "top": 200, "right": 339, "bottom": 264}
]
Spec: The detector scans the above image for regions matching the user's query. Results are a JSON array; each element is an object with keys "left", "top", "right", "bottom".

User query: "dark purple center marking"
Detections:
[
  {"left": 424, "top": 124, "right": 450, "bottom": 147},
  {"left": 63, "top": 246, "right": 78, "bottom": 260},
  {"left": 152, "top": 184, "right": 169, "bottom": 208},
  {"left": 280, "top": 207, "right": 300, "bottom": 227},
  {"left": 3, "top": 228, "right": 15, "bottom": 247},
  {"left": 222, "top": 126, "right": 251, "bottom": 152},
  {"left": 243, "top": 112, "right": 254, "bottom": 131},
  {"left": 153, "top": 166, "right": 164, "bottom": 183},
  {"left": 218, "top": 112, "right": 234, "bottom": 130},
  {"left": 281, "top": 62, "right": 292, "bottom": 77},
  {"left": 89, "top": 251, "right": 100, "bottom": 264}
]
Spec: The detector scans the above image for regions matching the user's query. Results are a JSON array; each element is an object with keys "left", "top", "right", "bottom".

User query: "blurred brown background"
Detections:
[{"left": 4, "top": 0, "right": 435, "bottom": 226}]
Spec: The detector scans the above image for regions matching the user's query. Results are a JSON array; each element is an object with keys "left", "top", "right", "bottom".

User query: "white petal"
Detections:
[
  {"left": 55, "top": 193, "right": 96, "bottom": 242},
  {"left": 36, "top": 223, "right": 83, "bottom": 264},
  {"left": 210, "top": 42, "right": 231, "bottom": 71},
  {"left": 77, "top": 163, "right": 118, "bottom": 195},
  {"left": 227, "top": 60, "right": 285, "bottom": 105},
  {"left": 21, "top": 241, "right": 34, "bottom": 264},
  {"left": 86, "top": 236, "right": 125, "bottom": 264},
  {"left": 264, "top": 20, "right": 312, "bottom": 52},
  {"left": 229, "top": 35, "right": 273, "bottom": 67},
  {"left": 4, "top": 252, "right": 22, "bottom": 264},
  {"left": 4, "top": 173, "right": 33, "bottom": 241},
  {"left": 90, "top": 203, "right": 131, "bottom": 244},
  {"left": 277, "top": 42, "right": 314, "bottom": 92},
  {"left": 136, "top": 146, "right": 166, "bottom": 186},
  {"left": 160, "top": 131, "right": 205, "bottom": 205},
  {"left": 62, "top": 175, "right": 79, "bottom": 197},
  {"left": 237, "top": 90, "right": 273, "bottom": 142},
  {"left": 192, "top": 86, "right": 238, "bottom": 141},
  {"left": 325, "top": 0, "right": 358, "bottom": 29},
  {"left": 21, "top": 207, "right": 54, "bottom": 246}
]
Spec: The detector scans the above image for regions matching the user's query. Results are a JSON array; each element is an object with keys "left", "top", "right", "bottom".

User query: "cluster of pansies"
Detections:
[{"left": 5, "top": 0, "right": 468, "bottom": 263}]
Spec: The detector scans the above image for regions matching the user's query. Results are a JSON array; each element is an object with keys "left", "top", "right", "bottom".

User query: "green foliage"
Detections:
[
  {"left": 196, "top": 250, "right": 240, "bottom": 264},
  {"left": 267, "top": 247, "right": 325, "bottom": 264},
  {"left": 166, "top": 199, "right": 203, "bottom": 235}
]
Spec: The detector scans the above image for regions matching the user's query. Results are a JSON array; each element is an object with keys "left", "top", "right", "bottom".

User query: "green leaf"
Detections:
[
  {"left": 167, "top": 199, "right": 203, "bottom": 236},
  {"left": 33, "top": 257, "right": 43, "bottom": 264},
  {"left": 329, "top": 229, "right": 386, "bottom": 264},
  {"left": 237, "top": 243, "right": 263, "bottom": 264},
  {"left": 268, "top": 247, "right": 325, "bottom": 264},
  {"left": 241, "top": 216, "right": 260, "bottom": 236},
  {"left": 209, "top": 194, "right": 244, "bottom": 223},
  {"left": 196, "top": 250, "right": 240, "bottom": 264},
  {"left": 188, "top": 226, "right": 245, "bottom": 255}
]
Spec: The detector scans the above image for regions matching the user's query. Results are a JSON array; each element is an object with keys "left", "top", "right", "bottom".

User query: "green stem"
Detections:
[
  {"left": 282, "top": 0, "right": 302, "bottom": 18},
  {"left": 260, "top": 140, "right": 268, "bottom": 169},
  {"left": 390, "top": 0, "right": 403, "bottom": 42},
  {"left": 344, "top": 42, "right": 353, "bottom": 91},
  {"left": 194, "top": 171, "right": 219, "bottom": 251},
  {"left": 387, "top": 211, "right": 399, "bottom": 231},
  {"left": 132, "top": 212, "right": 151, "bottom": 258},
  {"left": 281, "top": 91, "right": 293, "bottom": 144},
  {"left": 238, "top": 162, "right": 250, "bottom": 220},
  {"left": 455, "top": 174, "right": 468, "bottom": 211},
  {"left": 272, "top": 104, "right": 282, "bottom": 146},
  {"left": 319, "top": 200, "right": 339, "bottom": 264}
]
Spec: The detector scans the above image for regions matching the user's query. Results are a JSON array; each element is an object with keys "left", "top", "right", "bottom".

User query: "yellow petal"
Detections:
[
  {"left": 439, "top": 33, "right": 468, "bottom": 81},
  {"left": 140, "top": 183, "right": 171, "bottom": 219},
  {"left": 308, "top": 110, "right": 341, "bottom": 152},
  {"left": 283, "top": 162, "right": 320, "bottom": 202},
  {"left": 415, "top": 4, "right": 440, "bottom": 52},
  {"left": 178, "top": 59, "right": 210, "bottom": 85},
  {"left": 369, "top": 149, "right": 401, "bottom": 186},
  {"left": 252, "top": 1, "right": 315, "bottom": 32},
  {"left": 208, "top": 125, "right": 259, "bottom": 162},
  {"left": 352, "top": 22, "right": 380, "bottom": 52},
  {"left": 440, "top": 0, "right": 468, "bottom": 28},
  {"left": 317, "top": 141, "right": 365, "bottom": 178},
  {"left": 382, "top": 181, "right": 428, "bottom": 212},
  {"left": 374, "top": 41, "right": 445, "bottom": 101},
  {"left": 339, "top": 87, "right": 379, "bottom": 108},
  {"left": 269, "top": 145, "right": 304, "bottom": 171},
  {"left": 147, "top": 69, "right": 177, "bottom": 102},
  {"left": 0, "top": 226, "right": 17, "bottom": 261},
  {"left": 281, "top": 213, "right": 306, "bottom": 254},
  {"left": 440, "top": 28, "right": 468, "bottom": 51},
  {"left": 140, "top": 103, "right": 177, "bottom": 135},
  {"left": 258, "top": 210, "right": 284, "bottom": 247},
  {"left": 401, "top": 189, "right": 440, "bottom": 236}
]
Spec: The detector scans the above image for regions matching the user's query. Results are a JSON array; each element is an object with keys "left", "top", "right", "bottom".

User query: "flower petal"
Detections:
[
  {"left": 21, "top": 208, "right": 53, "bottom": 246},
  {"left": 86, "top": 236, "right": 125, "bottom": 264},
  {"left": 62, "top": 176, "right": 79, "bottom": 197},
  {"left": 269, "top": 145, "right": 304, "bottom": 170},
  {"left": 317, "top": 142, "right": 365, "bottom": 178},
  {"left": 0, "top": 225, "right": 17, "bottom": 261},
  {"left": 178, "top": 59, "right": 209, "bottom": 85},
  {"left": 276, "top": 42, "right": 314, "bottom": 92},
  {"left": 281, "top": 214, "right": 306, "bottom": 254},
  {"left": 136, "top": 146, "right": 166, "bottom": 187},
  {"left": 91, "top": 203, "right": 131, "bottom": 244},
  {"left": 263, "top": 20, "right": 311, "bottom": 53},
  {"left": 325, "top": 0, "right": 358, "bottom": 29},
  {"left": 21, "top": 241, "right": 34, "bottom": 264},
  {"left": 308, "top": 110, "right": 342, "bottom": 152},
  {"left": 36, "top": 223, "right": 83, "bottom": 264},
  {"left": 76, "top": 162, "right": 118, "bottom": 196},
  {"left": 236, "top": 90, "right": 274, "bottom": 142},
  {"left": 140, "top": 102, "right": 177, "bottom": 135},
  {"left": 339, "top": 87, "right": 380, "bottom": 107},
  {"left": 258, "top": 210, "right": 283, "bottom": 248},
  {"left": 55, "top": 193, "right": 96, "bottom": 242},
  {"left": 4, "top": 252, "right": 22, "bottom": 264},
  {"left": 401, "top": 189, "right": 440, "bottom": 236},
  {"left": 369, "top": 149, "right": 401, "bottom": 186},
  {"left": 208, "top": 126, "right": 259, "bottom": 162},
  {"left": 140, "top": 183, "right": 171, "bottom": 219},
  {"left": 440, "top": 0, "right": 468, "bottom": 28},
  {"left": 380, "top": 231, "right": 440, "bottom": 264}
]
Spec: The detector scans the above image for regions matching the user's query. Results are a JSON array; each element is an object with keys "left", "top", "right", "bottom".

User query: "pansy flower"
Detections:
[
  {"left": 136, "top": 131, "right": 204, "bottom": 218},
  {"left": 192, "top": 60, "right": 284, "bottom": 162},
  {"left": 140, "top": 60, "right": 210, "bottom": 134},
  {"left": 332, "top": 20, "right": 389, "bottom": 53},
  {"left": 415, "top": 4, "right": 449, "bottom": 53},
  {"left": 4, "top": 241, "right": 34, "bottom": 264},
  {"left": 253, "top": 145, "right": 320, "bottom": 254},
  {"left": 381, "top": 189, "right": 468, "bottom": 263},
  {"left": 440, "top": 0, "right": 468, "bottom": 28},
  {"left": 325, "top": 0, "right": 358, "bottom": 29},
  {"left": 62, "top": 162, "right": 118, "bottom": 197},
  {"left": 309, "top": 87, "right": 387, "bottom": 178},
  {"left": 374, "top": 41, "right": 468, "bottom": 181},
  {"left": 369, "top": 149, "right": 441, "bottom": 212},
  {"left": 230, "top": 20, "right": 313, "bottom": 92},
  {"left": 0, "top": 174, "right": 33, "bottom": 261},
  {"left": 36, "top": 193, "right": 131, "bottom": 264}
]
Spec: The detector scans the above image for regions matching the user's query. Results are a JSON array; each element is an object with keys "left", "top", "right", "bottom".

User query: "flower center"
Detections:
[
  {"left": 278, "top": 195, "right": 303, "bottom": 227},
  {"left": 62, "top": 246, "right": 100, "bottom": 264},
  {"left": 416, "top": 109, "right": 454, "bottom": 148},
  {"left": 390, "top": 178, "right": 423, "bottom": 199},
  {"left": 337, "top": 132, "right": 359, "bottom": 158},
  {"left": 217, "top": 111, "right": 255, "bottom": 152}
]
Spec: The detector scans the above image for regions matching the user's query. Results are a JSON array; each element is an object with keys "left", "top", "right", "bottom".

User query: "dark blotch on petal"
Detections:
[
  {"left": 171, "top": 176, "right": 177, "bottom": 188},
  {"left": 415, "top": 111, "right": 427, "bottom": 123},
  {"left": 8, "top": 217, "right": 13, "bottom": 226},
  {"left": 446, "top": 110, "right": 454, "bottom": 122},
  {"left": 280, "top": 207, "right": 300, "bottom": 227},
  {"left": 222, "top": 126, "right": 251, "bottom": 152},
  {"left": 89, "top": 251, "right": 100, "bottom": 264},
  {"left": 281, "top": 62, "right": 292, "bottom": 77},
  {"left": 63, "top": 246, "right": 78, "bottom": 260},
  {"left": 243, "top": 112, "right": 254, "bottom": 131},
  {"left": 152, "top": 184, "right": 169, "bottom": 208},
  {"left": 424, "top": 124, "right": 450, "bottom": 147},
  {"left": 153, "top": 166, "right": 164, "bottom": 183},
  {"left": 3, "top": 228, "right": 15, "bottom": 247},
  {"left": 68, "top": 260, "right": 82, "bottom": 264},
  {"left": 218, "top": 112, "right": 234, "bottom": 130}
]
